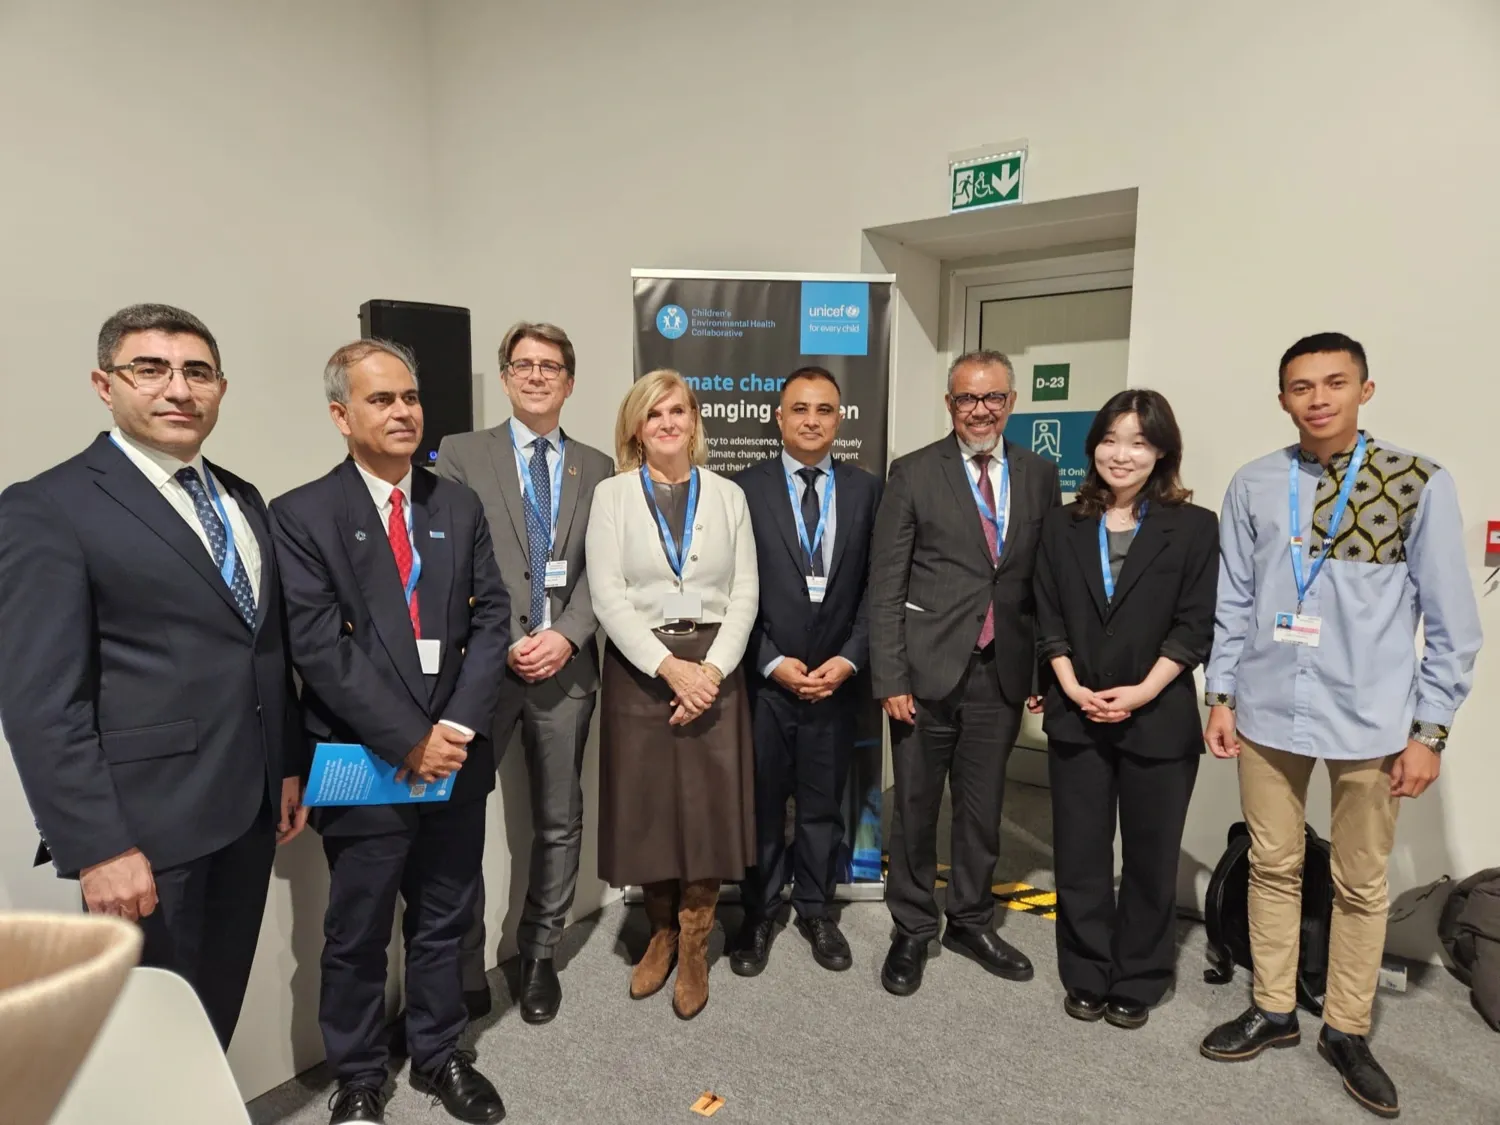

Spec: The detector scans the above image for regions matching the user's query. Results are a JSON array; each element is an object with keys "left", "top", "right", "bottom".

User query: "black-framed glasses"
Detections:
[
  {"left": 950, "top": 391, "right": 1014, "bottom": 413},
  {"left": 506, "top": 359, "right": 568, "bottom": 379},
  {"left": 108, "top": 358, "right": 223, "bottom": 393}
]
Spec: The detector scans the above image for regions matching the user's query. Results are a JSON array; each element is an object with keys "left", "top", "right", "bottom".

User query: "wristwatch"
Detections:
[
  {"left": 1412, "top": 732, "right": 1446, "bottom": 752},
  {"left": 1410, "top": 722, "right": 1447, "bottom": 752}
]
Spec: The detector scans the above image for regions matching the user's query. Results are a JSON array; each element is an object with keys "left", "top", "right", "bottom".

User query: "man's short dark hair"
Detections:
[
  {"left": 97, "top": 303, "right": 221, "bottom": 371},
  {"left": 500, "top": 321, "right": 576, "bottom": 377},
  {"left": 781, "top": 366, "right": 841, "bottom": 400},
  {"left": 1278, "top": 332, "right": 1367, "bottom": 390}
]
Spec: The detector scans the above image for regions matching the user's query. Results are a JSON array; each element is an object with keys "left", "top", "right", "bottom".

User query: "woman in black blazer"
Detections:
[{"left": 1033, "top": 389, "right": 1217, "bottom": 1030}]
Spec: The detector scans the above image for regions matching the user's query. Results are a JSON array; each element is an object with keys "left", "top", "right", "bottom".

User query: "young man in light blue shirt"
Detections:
[{"left": 1198, "top": 332, "right": 1482, "bottom": 1119}]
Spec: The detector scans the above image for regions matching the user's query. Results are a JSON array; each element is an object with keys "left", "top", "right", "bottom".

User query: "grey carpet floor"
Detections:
[{"left": 248, "top": 783, "right": 1500, "bottom": 1125}]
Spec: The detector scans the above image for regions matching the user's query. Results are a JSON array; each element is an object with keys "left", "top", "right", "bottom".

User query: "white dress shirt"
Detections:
[
  {"left": 762, "top": 449, "right": 855, "bottom": 679},
  {"left": 509, "top": 417, "right": 563, "bottom": 631},
  {"left": 110, "top": 427, "right": 262, "bottom": 603},
  {"left": 353, "top": 461, "right": 472, "bottom": 738}
]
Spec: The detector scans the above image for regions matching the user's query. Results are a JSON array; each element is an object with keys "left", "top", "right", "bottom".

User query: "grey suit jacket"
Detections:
[
  {"left": 868, "top": 433, "right": 1061, "bottom": 705},
  {"left": 435, "top": 420, "right": 614, "bottom": 697}
]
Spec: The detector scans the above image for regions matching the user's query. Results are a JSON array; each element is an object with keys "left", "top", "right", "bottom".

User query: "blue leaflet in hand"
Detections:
[{"left": 304, "top": 743, "right": 455, "bottom": 807}]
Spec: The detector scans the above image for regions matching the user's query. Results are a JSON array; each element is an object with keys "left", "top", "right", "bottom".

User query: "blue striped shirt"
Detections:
[{"left": 1204, "top": 434, "right": 1482, "bottom": 760}]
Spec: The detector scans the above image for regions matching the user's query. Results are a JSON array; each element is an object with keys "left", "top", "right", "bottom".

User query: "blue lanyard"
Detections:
[
  {"left": 1288, "top": 433, "right": 1366, "bottom": 611},
  {"left": 966, "top": 453, "right": 1010, "bottom": 556},
  {"left": 511, "top": 425, "right": 565, "bottom": 553},
  {"left": 111, "top": 434, "right": 241, "bottom": 590},
  {"left": 1098, "top": 502, "right": 1147, "bottom": 602},
  {"left": 640, "top": 466, "right": 699, "bottom": 580},
  {"left": 784, "top": 463, "right": 836, "bottom": 575}
]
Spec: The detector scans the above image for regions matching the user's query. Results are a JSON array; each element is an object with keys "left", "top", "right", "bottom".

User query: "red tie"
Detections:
[
  {"left": 388, "top": 487, "right": 420, "bottom": 638},
  {"left": 973, "top": 454, "right": 997, "bottom": 649}
]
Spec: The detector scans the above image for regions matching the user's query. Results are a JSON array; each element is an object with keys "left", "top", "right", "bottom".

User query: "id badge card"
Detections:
[
  {"left": 544, "top": 560, "right": 568, "bottom": 589},
  {"left": 805, "top": 576, "right": 827, "bottom": 604},
  {"left": 1273, "top": 612, "right": 1321, "bottom": 647},
  {"left": 662, "top": 591, "right": 703, "bottom": 622},
  {"left": 416, "top": 638, "right": 442, "bottom": 672}
]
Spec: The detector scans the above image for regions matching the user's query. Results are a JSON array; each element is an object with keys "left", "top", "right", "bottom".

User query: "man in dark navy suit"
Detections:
[
  {"left": 270, "top": 340, "right": 509, "bottom": 1125},
  {"left": 0, "top": 303, "right": 307, "bottom": 1050},
  {"left": 728, "top": 367, "right": 883, "bottom": 976}
]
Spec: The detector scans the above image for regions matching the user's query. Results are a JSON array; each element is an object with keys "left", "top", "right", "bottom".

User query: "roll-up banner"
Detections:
[{"left": 632, "top": 270, "right": 895, "bottom": 895}]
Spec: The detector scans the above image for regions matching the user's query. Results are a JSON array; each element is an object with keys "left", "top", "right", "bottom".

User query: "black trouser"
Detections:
[
  {"left": 137, "top": 795, "right": 275, "bottom": 1049},
  {"left": 741, "top": 683, "right": 854, "bottom": 921},
  {"left": 320, "top": 800, "right": 485, "bottom": 1086},
  {"left": 886, "top": 648, "right": 1021, "bottom": 940},
  {"left": 1049, "top": 738, "right": 1199, "bottom": 1005}
]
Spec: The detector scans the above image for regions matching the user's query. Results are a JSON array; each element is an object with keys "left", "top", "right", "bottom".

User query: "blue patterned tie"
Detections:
[
  {"left": 526, "top": 438, "right": 552, "bottom": 628},
  {"left": 174, "top": 467, "right": 257, "bottom": 628}
]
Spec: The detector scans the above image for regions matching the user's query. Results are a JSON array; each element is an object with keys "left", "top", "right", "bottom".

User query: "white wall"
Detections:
[
  {"left": 0, "top": 0, "right": 442, "bottom": 1098},
  {"left": 427, "top": 0, "right": 1500, "bottom": 956}
]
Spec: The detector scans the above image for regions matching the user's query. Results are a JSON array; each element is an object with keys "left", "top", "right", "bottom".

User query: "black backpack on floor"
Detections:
[{"left": 1203, "top": 821, "right": 1334, "bottom": 1016}]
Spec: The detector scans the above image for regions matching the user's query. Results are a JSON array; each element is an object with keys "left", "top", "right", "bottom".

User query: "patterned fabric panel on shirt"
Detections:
[{"left": 1300, "top": 435, "right": 1440, "bottom": 565}]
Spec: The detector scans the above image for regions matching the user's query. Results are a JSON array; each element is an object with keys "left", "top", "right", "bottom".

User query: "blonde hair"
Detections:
[{"left": 614, "top": 369, "right": 709, "bottom": 471}]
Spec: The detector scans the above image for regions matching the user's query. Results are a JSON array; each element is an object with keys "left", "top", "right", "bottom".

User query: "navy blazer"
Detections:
[
  {"left": 734, "top": 455, "right": 884, "bottom": 681},
  {"left": 0, "top": 433, "right": 302, "bottom": 876},
  {"left": 1033, "top": 500, "right": 1219, "bottom": 757},
  {"left": 269, "top": 458, "right": 510, "bottom": 836}
]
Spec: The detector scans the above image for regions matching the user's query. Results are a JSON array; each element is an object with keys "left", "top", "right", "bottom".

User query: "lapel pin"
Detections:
[
  {"left": 430, "top": 530, "right": 445, "bottom": 539},
  {"left": 354, "top": 529, "right": 367, "bottom": 542},
  {"left": 568, "top": 465, "right": 578, "bottom": 477}
]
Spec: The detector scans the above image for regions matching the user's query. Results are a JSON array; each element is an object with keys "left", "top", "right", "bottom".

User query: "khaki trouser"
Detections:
[{"left": 1237, "top": 735, "right": 1399, "bottom": 1034}]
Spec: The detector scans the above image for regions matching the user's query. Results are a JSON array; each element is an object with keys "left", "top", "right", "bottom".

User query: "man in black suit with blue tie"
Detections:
[
  {"left": 0, "top": 303, "right": 308, "bottom": 1050},
  {"left": 728, "top": 367, "right": 883, "bottom": 976},
  {"left": 270, "top": 340, "right": 509, "bottom": 1125}
]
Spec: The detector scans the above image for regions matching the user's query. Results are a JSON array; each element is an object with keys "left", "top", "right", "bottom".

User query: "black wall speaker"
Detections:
[{"left": 359, "top": 299, "right": 474, "bottom": 469}]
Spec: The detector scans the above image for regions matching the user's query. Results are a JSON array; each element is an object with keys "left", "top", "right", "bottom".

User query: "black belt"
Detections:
[{"left": 972, "top": 643, "right": 995, "bottom": 661}]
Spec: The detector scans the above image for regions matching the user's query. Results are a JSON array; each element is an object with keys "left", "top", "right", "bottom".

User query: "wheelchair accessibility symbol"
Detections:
[{"left": 1031, "top": 418, "right": 1062, "bottom": 462}]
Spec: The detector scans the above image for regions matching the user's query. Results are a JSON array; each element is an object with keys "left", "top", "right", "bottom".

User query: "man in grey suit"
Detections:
[
  {"left": 868, "top": 349, "right": 1061, "bottom": 998},
  {"left": 436, "top": 321, "right": 613, "bottom": 1024}
]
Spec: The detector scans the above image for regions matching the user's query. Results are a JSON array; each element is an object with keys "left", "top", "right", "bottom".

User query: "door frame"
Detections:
[{"left": 943, "top": 248, "right": 1135, "bottom": 366}]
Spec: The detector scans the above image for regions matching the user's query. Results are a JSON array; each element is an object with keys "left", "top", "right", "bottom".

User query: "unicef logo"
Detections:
[
  {"left": 844, "top": 303, "right": 861, "bottom": 317},
  {"left": 656, "top": 304, "right": 688, "bottom": 339}
]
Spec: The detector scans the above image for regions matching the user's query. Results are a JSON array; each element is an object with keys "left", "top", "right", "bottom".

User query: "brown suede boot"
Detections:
[
  {"left": 629, "top": 880, "right": 679, "bottom": 999},
  {"left": 673, "top": 879, "right": 721, "bottom": 1020}
]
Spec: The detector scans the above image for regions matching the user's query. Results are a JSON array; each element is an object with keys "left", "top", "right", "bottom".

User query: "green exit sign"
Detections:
[
  {"left": 1033, "top": 363, "right": 1070, "bottom": 402},
  {"left": 950, "top": 150, "right": 1025, "bottom": 212}
]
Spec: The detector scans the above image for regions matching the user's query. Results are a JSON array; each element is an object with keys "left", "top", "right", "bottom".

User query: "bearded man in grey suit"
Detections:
[{"left": 436, "top": 321, "right": 613, "bottom": 1024}]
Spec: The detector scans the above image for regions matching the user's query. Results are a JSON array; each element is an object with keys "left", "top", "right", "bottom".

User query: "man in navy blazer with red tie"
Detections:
[
  {"left": 270, "top": 340, "right": 509, "bottom": 1125},
  {"left": 728, "top": 368, "right": 883, "bottom": 976}
]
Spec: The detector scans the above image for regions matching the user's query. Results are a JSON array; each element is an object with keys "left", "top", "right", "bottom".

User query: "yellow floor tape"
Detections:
[{"left": 883, "top": 857, "right": 1057, "bottom": 921}]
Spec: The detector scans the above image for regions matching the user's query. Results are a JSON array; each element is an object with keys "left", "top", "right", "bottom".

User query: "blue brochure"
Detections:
[{"left": 305, "top": 742, "right": 454, "bottom": 807}]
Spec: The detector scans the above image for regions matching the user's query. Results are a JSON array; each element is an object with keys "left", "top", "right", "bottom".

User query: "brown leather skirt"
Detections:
[{"left": 597, "top": 623, "right": 755, "bottom": 887}]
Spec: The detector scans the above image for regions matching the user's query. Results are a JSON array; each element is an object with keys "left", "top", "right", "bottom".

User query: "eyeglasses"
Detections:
[
  {"left": 950, "top": 391, "right": 1014, "bottom": 413},
  {"left": 108, "top": 358, "right": 223, "bottom": 393},
  {"left": 506, "top": 359, "right": 568, "bottom": 380}
]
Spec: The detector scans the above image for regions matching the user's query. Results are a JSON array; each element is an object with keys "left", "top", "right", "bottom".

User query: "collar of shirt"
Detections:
[
  {"left": 780, "top": 448, "right": 833, "bottom": 479},
  {"left": 510, "top": 416, "right": 562, "bottom": 453},
  {"left": 1296, "top": 430, "right": 1368, "bottom": 468},
  {"left": 111, "top": 426, "right": 210, "bottom": 491},
  {"left": 354, "top": 460, "right": 414, "bottom": 524}
]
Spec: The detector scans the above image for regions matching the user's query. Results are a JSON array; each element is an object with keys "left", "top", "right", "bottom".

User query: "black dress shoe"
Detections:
[
  {"left": 1104, "top": 997, "right": 1149, "bottom": 1029},
  {"left": 728, "top": 916, "right": 776, "bottom": 977},
  {"left": 940, "top": 925, "right": 1034, "bottom": 982},
  {"left": 328, "top": 1083, "right": 386, "bottom": 1124},
  {"left": 796, "top": 915, "right": 853, "bottom": 972},
  {"left": 518, "top": 958, "right": 561, "bottom": 1024},
  {"left": 1318, "top": 1028, "right": 1400, "bottom": 1119},
  {"left": 1063, "top": 990, "right": 1106, "bottom": 1022},
  {"left": 411, "top": 1049, "right": 506, "bottom": 1124},
  {"left": 463, "top": 988, "right": 492, "bottom": 1021},
  {"left": 881, "top": 934, "right": 928, "bottom": 996},
  {"left": 1200, "top": 1005, "right": 1302, "bottom": 1061}
]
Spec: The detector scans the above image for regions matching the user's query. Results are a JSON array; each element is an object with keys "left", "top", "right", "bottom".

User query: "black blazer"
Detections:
[
  {"left": 0, "top": 433, "right": 303, "bottom": 876},
  {"left": 734, "top": 455, "right": 883, "bottom": 684},
  {"left": 869, "top": 434, "right": 1062, "bottom": 704},
  {"left": 269, "top": 459, "right": 510, "bottom": 836},
  {"left": 1033, "top": 500, "right": 1218, "bottom": 757}
]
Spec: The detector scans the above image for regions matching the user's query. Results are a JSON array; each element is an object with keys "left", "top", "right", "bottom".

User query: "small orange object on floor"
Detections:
[{"left": 691, "top": 1091, "right": 726, "bottom": 1117}]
